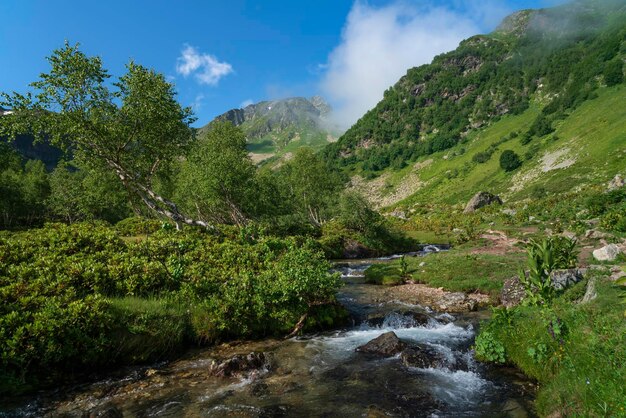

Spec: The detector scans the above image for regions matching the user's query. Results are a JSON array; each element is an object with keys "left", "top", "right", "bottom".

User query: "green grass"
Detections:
[
  {"left": 364, "top": 263, "right": 404, "bottom": 285},
  {"left": 108, "top": 297, "right": 191, "bottom": 363},
  {"left": 364, "top": 245, "right": 526, "bottom": 298},
  {"left": 482, "top": 275, "right": 626, "bottom": 417}
]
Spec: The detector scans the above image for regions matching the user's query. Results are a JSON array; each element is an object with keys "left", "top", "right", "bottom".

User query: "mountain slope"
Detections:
[
  {"left": 324, "top": 0, "right": 625, "bottom": 207},
  {"left": 200, "top": 96, "right": 339, "bottom": 164},
  {"left": 351, "top": 85, "right": 625, "bottom": 208},
  {"left": 324, "top": 0, "right": 625, "bottom": 181}
]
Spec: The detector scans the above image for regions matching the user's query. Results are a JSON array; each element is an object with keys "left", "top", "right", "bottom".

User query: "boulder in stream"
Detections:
[
  {"left": 356, "top": 331, "right": 406, "bottom": 357},
  {"left": 400, "top": 346, "right": 448, "bottom": 369},
  {"left": 209, "top": 352, "right": 271, "bottom": 378}
]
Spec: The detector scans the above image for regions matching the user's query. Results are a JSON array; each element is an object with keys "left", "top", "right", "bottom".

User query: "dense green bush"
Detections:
[
  {"left": 499, "top": 150, "right": 522, "bottom": 172},
  {"left": 0, "top": 222, "right": 344, "bottom": 394},
  {"left": 115, "top": 216, "right": 163, "bottom": 236}
]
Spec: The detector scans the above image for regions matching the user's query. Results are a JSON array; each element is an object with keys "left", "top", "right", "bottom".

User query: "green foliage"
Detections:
[
  {"left": 603, "top": 58, "right": 624, "bottom": 86},
  {"left": 586, "top": 188, "right": 626, "bottom": 216},
  {"left": 0, "top": 222, "right": 344, "bottom": 394},
  {"left": 474, "top": 330, "right": 506, "bottom": 363},
  {"left": 115, "top": 217, "right": 162, "bottom": 236},
  {"left": 476, "top": 278, "right": 626, "bottom": 417},
  {"left": 47, "top": 161, "right": 130, "bottom": 223},
  {"left": 499, "top": 149, "right": 522, "bottom": 172},
  {"left": 279, "top": 147, "right": 344, "bottom": 227},
  {"left": 337, "top": 191, "right": 383, "bottom": 234},
  {"left": 0, "top": 42, "right": 199, "bottom": 227},
  {"left": 176, "top": 121, "right": 258, "bottom": 226},
  {"left": 518, "top": 236, "right": 578, "bottom": 306},
  {"left": 0, "top": 144, "right": 50, "bottom": 228}
]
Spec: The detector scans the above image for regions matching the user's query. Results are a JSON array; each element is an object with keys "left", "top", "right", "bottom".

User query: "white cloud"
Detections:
[
  {"left": 320, "top": 1, "right": 485, "bottom": 129},
  {"left": 240, "top": 99, "right": 254, "bottom": 108},
  {"left": 176, "top": 45, "right": 233, "bottom": 86}
]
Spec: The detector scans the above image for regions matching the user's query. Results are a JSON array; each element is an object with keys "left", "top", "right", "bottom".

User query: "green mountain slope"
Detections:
[
  {"left": 200, "top": 96, "right": 340, "bottom": 164},
  {"left": 351, "top": 85, "right": 625, "bottom": 208},
  {"left": 324, "top": 0, "right": 625, "bottom": 205}
]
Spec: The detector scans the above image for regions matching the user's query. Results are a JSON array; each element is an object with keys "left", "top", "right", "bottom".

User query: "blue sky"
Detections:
[{"left": 0, "top": 0, "right": 563, "bottom": 127}]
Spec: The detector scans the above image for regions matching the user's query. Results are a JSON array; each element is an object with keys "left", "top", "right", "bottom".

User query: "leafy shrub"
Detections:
[
  {"left": 603, "top": 59, "right": 624, "bottom": 86},
  {"left": 518, "top": 237, "right": 578, "bottom": 306},
  {"left": 115, "top": 217, "right": 162, "bottom": 236},
  {"left": 599, "top": 204, "right": 626, "bottom": 232},
  {"left": 0, "top": 222, "right": 344, "bottom": 393},
  {"left": 472, "top": 151, "right": 492, "bottom": 164},
  {"left": 474, "top": 330, "right": 506, "bottom": 363},
  {"left": 499, "top": 150, "right": 522, "bottom": 172}
]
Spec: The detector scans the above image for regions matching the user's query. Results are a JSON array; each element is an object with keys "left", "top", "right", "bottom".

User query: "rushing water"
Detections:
[{"left": 1, "top": 247, "right": 536, "bottom": 417}]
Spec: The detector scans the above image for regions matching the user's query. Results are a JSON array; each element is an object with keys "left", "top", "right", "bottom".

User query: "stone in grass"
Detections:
[
  {"left": 592, "top": 244, "right": 621, "bottom": 262},
  {"left": 550, "top": 269, "right": 584, "bottom": 291},
  {"left": 463, "top": 191, "right": 502, "bottom": 213},
  {"left": 356, "top": 331, "right": 406, "bottom": 357}
]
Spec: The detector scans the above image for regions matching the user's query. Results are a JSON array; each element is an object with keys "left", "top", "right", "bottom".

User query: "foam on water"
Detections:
[{"left": 415, "top": 368, "right": 490, "bottom": 406}]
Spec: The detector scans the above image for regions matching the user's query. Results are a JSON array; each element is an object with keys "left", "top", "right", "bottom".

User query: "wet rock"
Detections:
[
  {"left": 366, "top": 311, "right": 431, "bottom": 328},
  {"left": 356, "top": 331, "right": 406, "bottom": 357},
  {"left": 500, "top": 276, "right": 526, "bottom": 308},
  {"left": 592, "top": 244, "right": 621, "bottom": 261},
  {"left": 209, "top": 352, "right": 271, "bottom": 378},
  {"left": 85, "top": 406, "right": 123, "bottom": 418},
  {"left": 502, "top": 399, "right": 529, "bottom": 418},
  {"left": 259, "top": 405, "right": 290, "bottom": 417},
  {"left": 463, "top": 191, "right": 502, "bottom": 213},
  {"left": 434, "top": 292, "right": 477, "bottom": 312},
  {"left": 400, "top": 346, "right": 448, "bottom": 369},
  {"left": 550, "top": 269, "right": 584, "bottom": 291},
  {"left": 250, "top": 382, "right": 270, "bottom": 397}
]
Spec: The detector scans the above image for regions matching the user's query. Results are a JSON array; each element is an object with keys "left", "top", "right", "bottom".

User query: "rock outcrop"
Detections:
[{"left": 463, "top": 192, "right": 502, "bottom": 213}]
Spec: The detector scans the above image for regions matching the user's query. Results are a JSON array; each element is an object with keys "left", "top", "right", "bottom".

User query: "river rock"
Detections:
[
  {"left": 400, "top": 346, "right": 448, "bottom": 369},
  {"left": 86, "top": 406, "right": 123, "bottom": 418},
  {"left": 463, "top": 191, "right": 502, "bottom": 213},
  {"left": 366, "top": 311, "right": 431, "bottom": 328},
  {"left": 500, "top": 277, "right": 526, "bottom": 308},
  {"left": 434, "top": 292, "right": 477, "bottom": 312},
  {"left": 356, "top": 331, "right": 406, "bottom": 357},
  {"left": 592, "top": 244, "right": 621, "bottom": 261},
  {"left": 550, "top": 269, "right": 584, "bottom": 291},
  {"left": 209, "top": 352, "right": 271, "bottom": 378}
]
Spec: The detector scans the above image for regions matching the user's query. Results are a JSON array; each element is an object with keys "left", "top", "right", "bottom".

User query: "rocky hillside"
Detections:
[
  {"left": 323, "top": 0, "right": 625, "bottom": 207},
  {"left": 200, "top": 96, "right": 339, "bottom": 164}
]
